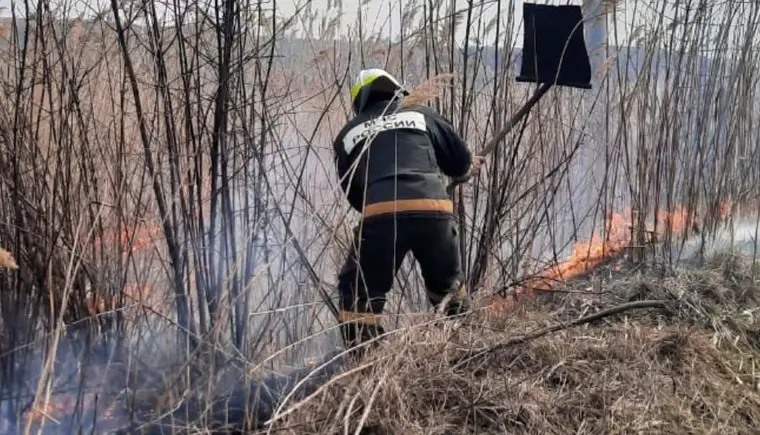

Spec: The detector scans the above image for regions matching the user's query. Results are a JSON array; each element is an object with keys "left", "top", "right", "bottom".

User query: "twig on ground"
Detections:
[
  {"left": 452, "top": 300, "right": 672, "bottom": 368},
  {"left": 352, "top": 363, "right": 391, "bottom": 435},
  {"left": 264, "top": 356, "right": 389, "bottom": 428}
]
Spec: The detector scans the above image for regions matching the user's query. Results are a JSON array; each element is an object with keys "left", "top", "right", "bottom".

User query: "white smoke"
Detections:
[{"left": 675, "top": 217, "right": 760, "bottom": 262}]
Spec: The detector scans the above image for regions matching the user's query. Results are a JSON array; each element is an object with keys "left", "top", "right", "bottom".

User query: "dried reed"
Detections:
[
  {"left": 398, "top": 73, "right": 457, "bottom": 109},
  {"left": 0, "top": 247, "right": 17, "bottom": 269}
]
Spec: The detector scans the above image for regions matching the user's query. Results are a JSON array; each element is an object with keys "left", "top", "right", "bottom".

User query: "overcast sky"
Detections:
[
  {"left": 0, "top": 0, "right": 623, "bottom": 47},
  {"left": 276, "top": 0, "right": 620, "bottom": 43},
  {"left": 1, "top": 0, "right": 738, "bottom": 55}
]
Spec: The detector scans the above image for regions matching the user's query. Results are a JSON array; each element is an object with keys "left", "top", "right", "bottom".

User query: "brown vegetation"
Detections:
[
  {"left": 0, "top": 0, "right": 759, "bottom": 433},
  {"left": 266, "top": 253, "right": 760, "bottom": 434}
]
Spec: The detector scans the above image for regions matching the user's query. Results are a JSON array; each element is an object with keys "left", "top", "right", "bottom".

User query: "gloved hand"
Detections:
[
  {"left": 451, "top": 155, "right": 486, "bottom": 183},
  {"left": 471, "top": 155, "right": 486, "bottom": 176}
]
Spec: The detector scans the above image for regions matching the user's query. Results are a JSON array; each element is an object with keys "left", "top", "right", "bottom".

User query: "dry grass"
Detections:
[
  {"left": 0, "top": 247, "right": 17, "bottom": 269},
  {"left": 265, "top": 253, "right": 760, "bottom": 435},
  {"left": 398, "top": 73, "right": 457, "bottom": 109},
  {"left": 0, "top": 3, "right": 759, "bottom": 433}
]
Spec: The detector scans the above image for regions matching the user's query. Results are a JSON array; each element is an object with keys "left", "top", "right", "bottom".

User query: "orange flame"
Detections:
[
  {"left": 486, "top": 201, "right": 732, "bottom": 315},
  {"left": 24, "top": 394, "right": 117, "bottom": 425},
  {"left": 85, "top": 175, "right": 212, "bottom": 317},
  {"left": 86, "top": 283, "right": 154, "bottom": 315},
  {"left": 93, "top": 174, "right": 212, "bottom": 255},
  {"left": 23, "top": 395, "right": 76, "bottom": 424},
  {"left": 93, "top": 223, "right": 164, "bottom": 254}
]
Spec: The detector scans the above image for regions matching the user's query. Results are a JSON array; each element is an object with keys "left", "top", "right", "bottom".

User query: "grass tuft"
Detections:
[{"left": 264, "top": 253, "right": 760, "bottom": 435}]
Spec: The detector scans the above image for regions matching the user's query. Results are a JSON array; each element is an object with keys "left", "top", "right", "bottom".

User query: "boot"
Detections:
[
  {"left": 339, "top": 321, "right": 385, "bottom": 360},
  {"left": 430, "top": 281, "right": 472, "bottom": 318},
  {"left": 443, "top": 296, "right": 472, "bottom": 317}
]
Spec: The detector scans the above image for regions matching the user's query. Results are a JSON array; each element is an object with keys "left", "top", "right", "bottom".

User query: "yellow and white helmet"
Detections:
[{"left": 350, "top": 68, "right": 409, "bottom": 114}]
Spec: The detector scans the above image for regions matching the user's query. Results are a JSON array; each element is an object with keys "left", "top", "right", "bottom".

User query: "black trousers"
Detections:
[{"left": 337, "top": 214, "right": 468, "bottom": 351}]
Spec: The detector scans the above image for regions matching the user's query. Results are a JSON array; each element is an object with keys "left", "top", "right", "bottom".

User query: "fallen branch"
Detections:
[{"left": 452, "top": 300, "right": 671, "bottom": 368}]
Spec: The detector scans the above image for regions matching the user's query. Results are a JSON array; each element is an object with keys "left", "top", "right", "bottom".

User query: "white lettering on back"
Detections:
[{"left": 342, "top": 111, "right": 428, "bottom": 155}]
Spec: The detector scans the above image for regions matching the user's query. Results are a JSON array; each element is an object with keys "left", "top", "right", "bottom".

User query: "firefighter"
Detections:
[{"left": 332, "top": 68, "right": 484, "bottom": 354}]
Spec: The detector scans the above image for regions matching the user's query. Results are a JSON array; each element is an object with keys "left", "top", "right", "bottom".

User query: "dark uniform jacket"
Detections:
[{"left": 333, "top": 98, "right": 472, "bottom": 219}]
